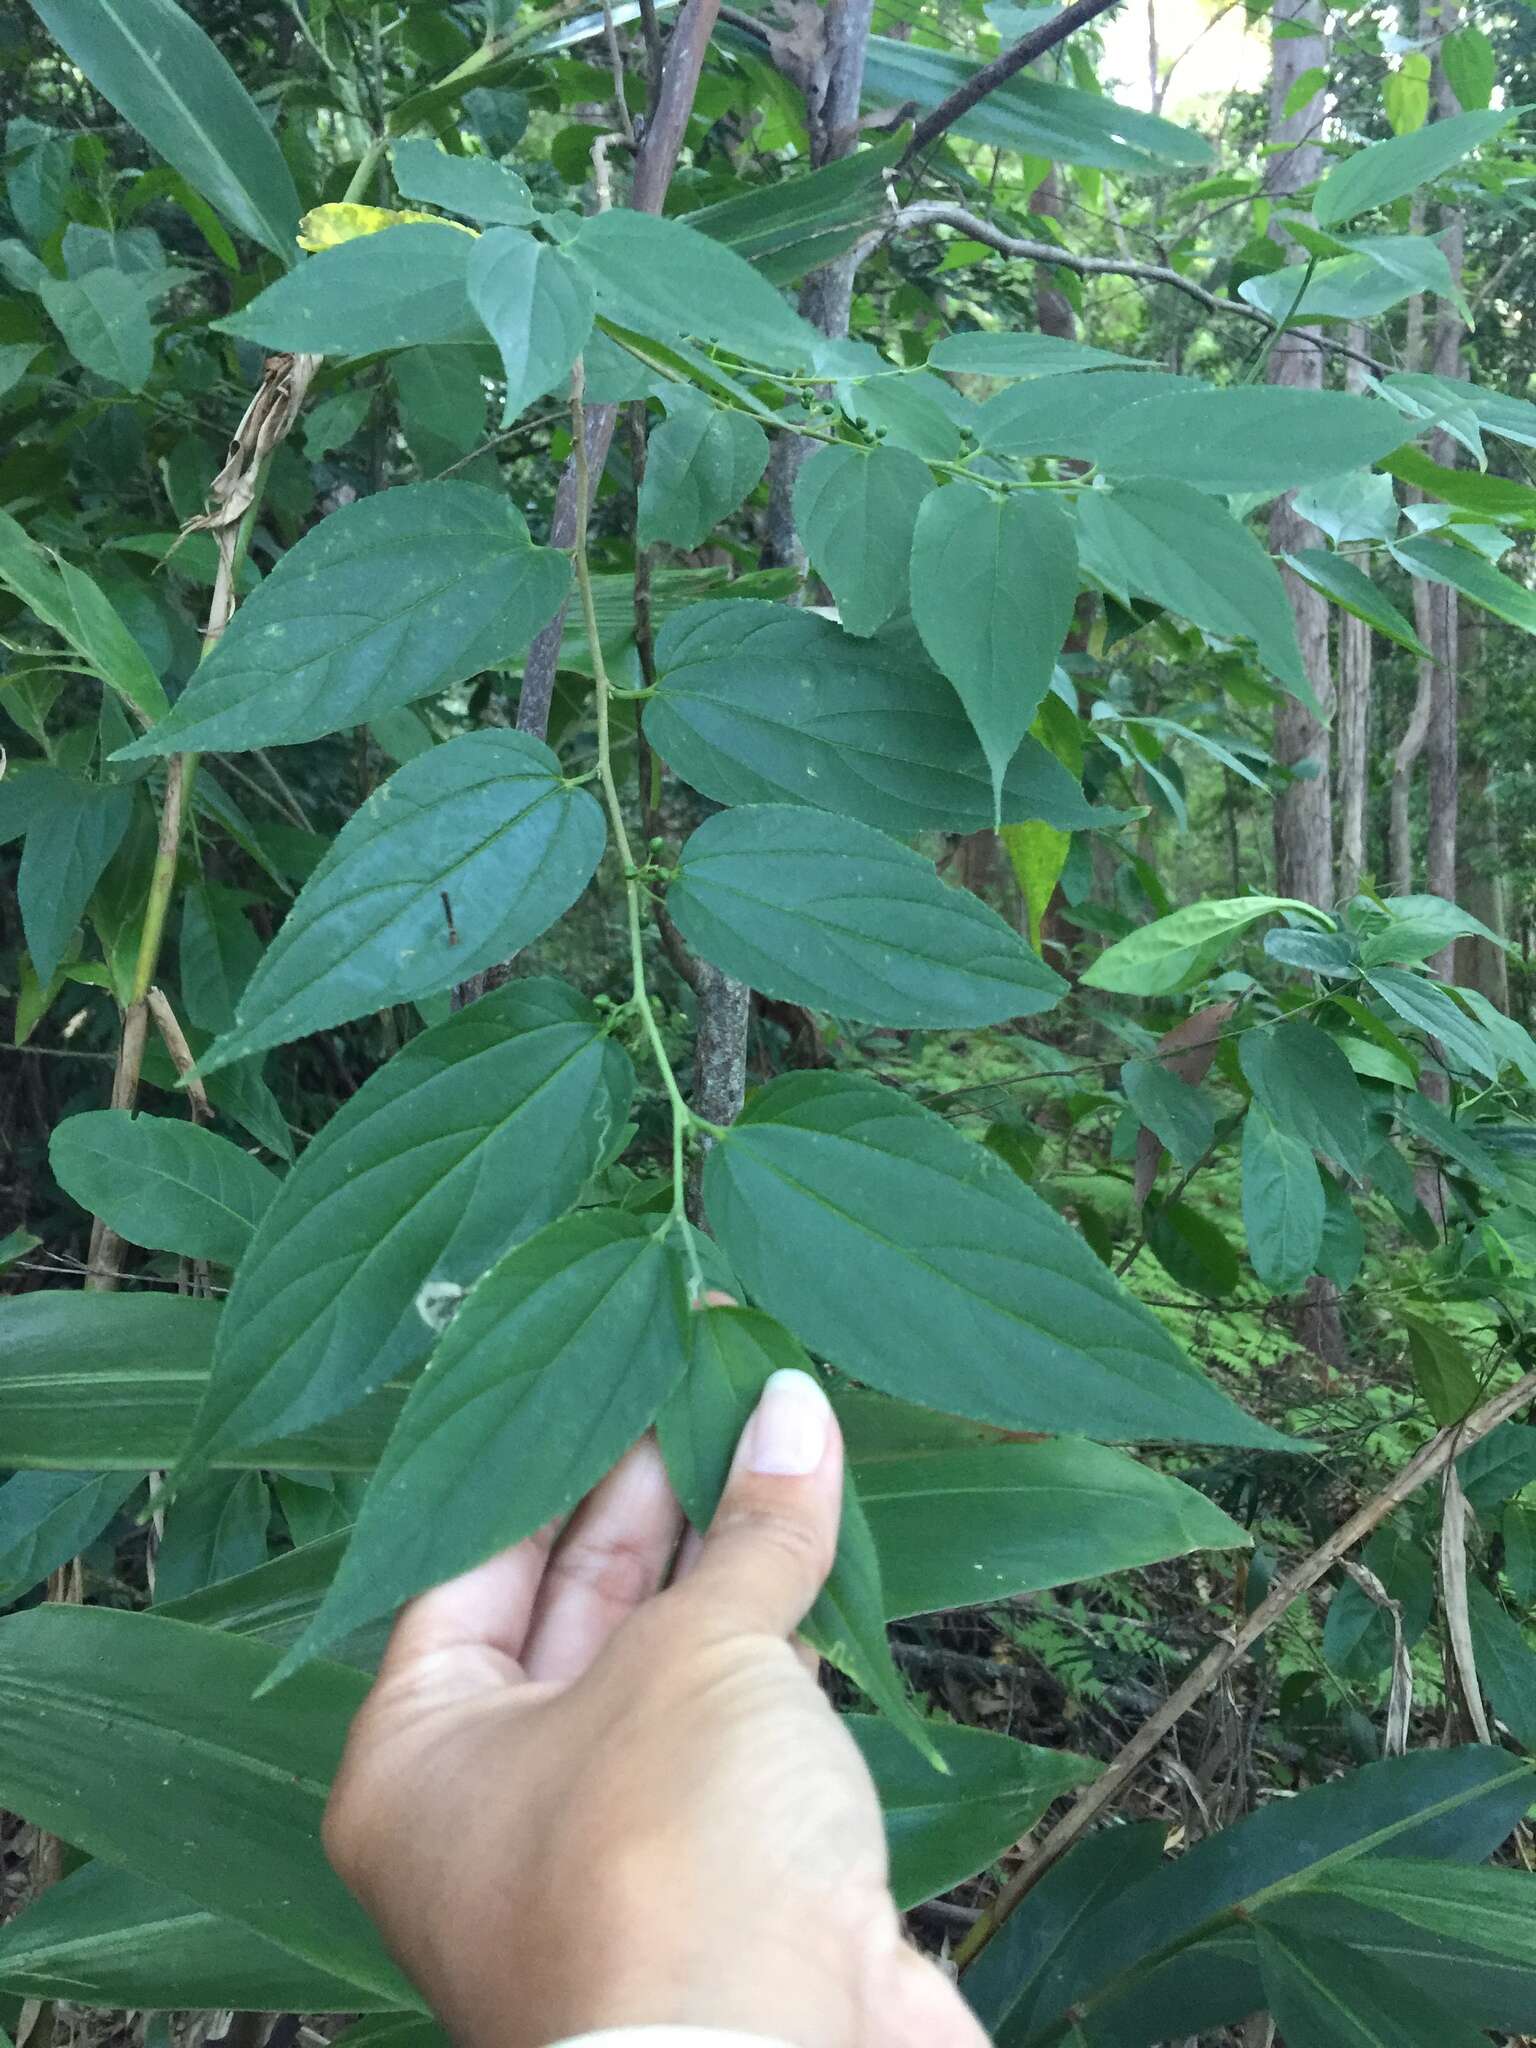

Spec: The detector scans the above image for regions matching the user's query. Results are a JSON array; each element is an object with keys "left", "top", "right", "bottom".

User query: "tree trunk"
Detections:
[
  {"left": 1335, "top": 328, "right": 1373, "bottom": 902},
  {"left": 1457, "top": 611, "right": 1510, "bottom": 1007},
  {"left": 1266, "top": 0, "right": 1334, "bottom": 911},
  {"left": 699, "top": 0, "right": 878, "bottom": 1203},
  {"left": 1424, "top": 15, "right": 1463, "bottom": 979},
  {"left": 761, "top": 0, "right": 876, "bottom": 573},
  {"left": 454, "top": 0, "right": 721, "bottom": 1010}
]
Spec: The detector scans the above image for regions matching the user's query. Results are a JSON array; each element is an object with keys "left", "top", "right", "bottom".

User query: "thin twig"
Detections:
[
  {"left": 894, "top": 202, "right": 1388, "bottom": 376},
  {"left": 954, "top": 1366, "right": 1536, "bottom": 1970},
  {"left": 637, "top": 0, "right": 666, "bottom": 120},
  {"left": 144, "top": 987, "right": 212, "bottom": 1124},
  {"left": 903, "top": 0, "right": 1126, "bottom": 160},
  {"left": 601, "top": 0, "right": 637, "bottom": 140}
]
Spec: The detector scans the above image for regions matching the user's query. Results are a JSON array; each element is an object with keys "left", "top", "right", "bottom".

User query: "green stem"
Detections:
[
  {"left": 130, "top": 457, "right": 273, "bottom": 1006},
  {"left": 569, "top": 360, "right": 705, "bottom": 1296},
  {"left": 342, "top": 135, "right": 386, "bottom": 203}
]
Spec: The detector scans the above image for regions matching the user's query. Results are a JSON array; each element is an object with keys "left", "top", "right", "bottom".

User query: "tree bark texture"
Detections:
[
  {"left": 1456, "top": 611, "right": 1510, "bottom": 1008},
  {"left": 1266, "top": 0, "right": 1335, "bottom": 911},
  {"left": 761, "top": 0, "right": 876, "bottom": 572},
  {"left": 1335, "top": 330, "right": 1373, "bottom": 902},
  {"left": 454, "top": 0, "right": 721, "bottom": 1010},
  {"left": 511, "top": 0, "right": 723, "bottom": 746},
  {"left": 1425, "top": 15, "right": 1463, "bottom": 978}
]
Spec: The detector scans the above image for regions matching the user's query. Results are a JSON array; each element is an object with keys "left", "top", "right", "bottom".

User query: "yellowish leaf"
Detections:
[{"left": 295, "top": 204, "right": 477, "bottom": 252}]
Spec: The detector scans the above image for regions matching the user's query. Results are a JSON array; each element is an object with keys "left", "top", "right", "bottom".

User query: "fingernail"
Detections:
[{"left": 742, "top": 1369, "right": 832, "bottom": 1477}]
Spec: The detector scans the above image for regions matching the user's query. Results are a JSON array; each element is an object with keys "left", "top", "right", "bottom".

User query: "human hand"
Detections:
[{"left": 323, "top": 1365, "right": 989, "bottom": 2048}]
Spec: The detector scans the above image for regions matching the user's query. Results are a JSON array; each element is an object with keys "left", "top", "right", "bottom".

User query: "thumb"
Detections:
[{"left": 680, "top": 1369, "right": 844, "bottom": 1640}]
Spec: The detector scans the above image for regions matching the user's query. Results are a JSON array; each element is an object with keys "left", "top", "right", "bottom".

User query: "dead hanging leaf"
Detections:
[
  {"left": 765, "top": 0, "right": 829, "bottom": 98},
  {"left": 184, "top": 349, "right": 323, "bottom": 543},
  {"left": 1159, "top": 999, "right": 1238, "bottom": 1085},
  {"left": 1439, "top": 1460, "right": 1493, "bottom": 1744},
  {"left": 176, "top": 348, "right": 321, "bottom": 640},
  {"left": 1340, "top": 1559, "right": 1413, "bottom": 1756},
  {"left": 1134, "top": 999, "right": 1237, "bottom": 1206}
]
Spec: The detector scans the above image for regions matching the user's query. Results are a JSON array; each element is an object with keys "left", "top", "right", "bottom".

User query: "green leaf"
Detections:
[
  {"left": 468, "top": 227, "right": 594, "bottom": 424},
  {"left": 568, "top": 207, "right": 818, "bottom": 370},
  {"left": 196, "top": 732, "right": 604, "bottom": 1074},
  {"left": 841, "top": 1393, "right": 1247, "bottom": 1617},
  {"left": 1365, "top": 967, "right": 1499, "bottom": 1081},
  {"left": 391, "top": 139, "right": 534, "bottom": 225},
  {"left": 1295, "top": 468, "right": 1402, "bottom": 547},
  {"left": 1241, "top": 1106, "right": 1324, "bottom": 1293},
  {"left": 1146, "top": 1199, "right": 1242, "bottom": 1297},
  {"left": 1443, "top": 23, "right": 1496, "bottom": 110},
  {"left": 280, "top": 1211, "right": 689, "bottom": 1677},
  {"left": 838, "top": 367, "right": 964, "bottom": 461},
  {"left": 1395, "top": 1089, "right": 1507, "bottom": 1192},
  {"left": 1256, "top": 1922, "right": 1483, "bottom": 2047},
  {"left": 0, "top": 1291, "right": 403, "bottom": 1473},
  {"left": 39, "top": 268, "right": 154, "bottom": 389},
  {"left": 1385, "top": 57, "right": 1431, "bottom": 137},
  {"left": 391, "top": 343, "right": 489, "bottom": 460},
  {"left": 1504, "top": 1504, "right": 1536, "bottom": 1603},
  {"left": 657, "top": 1305, "right": 934, "bottom": 1757},
  {"left": 1308, "top": 1857, "right": 1536, "bottom": 1971},
  {"left": 975, "top": 369, "right": 1195, "bottom": 462},
  {"left": 1240, "top": 235, "right": 1463, "bottom": 328},
  {"left": 0, "top": 1469, "right": 138, "bottom": 1599},
  {"left": 156, "top": 1531, "right": 388, "bottom": 1673},
  {"left": 682, "top": 134, "right": 907, "bottom": 287},
  {"left": 928, "top": 331, "right": 1136, "bottom": 378},
  {"left": 1283, "top": 548, "right": 1430, "bottom": 657},
  {"left": 0, "top": 1605, "right": 415, "bottom": 2002},
  {"left": 637, "top": 389, "right": 769, "bottom": 549},
  {"left": 1239, "top": 1018, "right": 1371, "bottom": 1176},
  {"left": 1401, "top": 1310, "right": 1479, "bottom": 1426},
  {"left": 154, "top": 1471, "right": 270, "bottom": 1602},
  {"left": 860, "top": 37, "right": 1210, "bottom": 172},
  {"left": 117, "top": 483, "right": 569, "bottom": 757},
  {"left": 668, "top": 803, "right": 1065, "bottom": 1027},
  {"left": 1322, "top": 1521, "right": 1432, "bottom": 1677},
  {"left": 703, "top": 1072, "right": 1285, "bottom": 1446},
  {"left": 1317, "top": 1172, "right": 1366, "bottom": 1289},
  {"left": 1077, "top": 480, "right": 1308, "bottom": 692},
  {"left": 1467, "top": 1580, "right": 1536, "bottom": 1751},
  {"left": 180, "top": 883, "right": 263, "bottom": 1034},
  {"left": 1394, "top": 533, "right": 1536, "bottom": 635},
  {"left": 1002, "top": 818, "right": 1070, "bottom": 950},
  {"left": 304, "top": 387, "right": 372, "bottom": 456},
  {"left": 910, "top": 484, "right": 1078, "bottom": 811},
  {"left": 1120, "top": 1058, "right": 1215, "bottom": 1169},
  {"left": 849, "top": 1714, "right": 1097, "bottom": 1910},
  {"left": 1258, "top": 1888, "right": 1536, "bottom": 2039},
  {"left": 1315, "top": 109, "right": 1509, "bottom": 228},
  {"left": 0, "top": 517, "right": 167, "bottom": 722},
  {"left": 1094, "top": 388, "right": 1409, "bottom": 495},
  {"left": 965, "top": 1821, "right": 1168, "bottom": 2041},
  {"left": 219, "top": 225, "right": 478, "bottom": 354},
  {"left": 1460, "top": 1423, "right": 1536, "bottom": 1512},
  {"left": 0, "top": 1859, "right": 385, "bottom": 2013},
  {"left": 18, "top": 777, "right": 133, "bottom": 984},
  {"left": 1083, "top": 896, "right": 1324, "bottom": 995},
  {"left": 185, "top": 979, "right": 631, "bottom": 1464},
  {"left": 30, "top": 0, "right": 301, "bottom": 260},
  {"left": 49, "top": 1110, "right": 277, "bottom": 1266},
  {"left": 646, "top": 601, "right": 1104, "bottom": 836},
  {"left": 1009, "top": 1747, "right": 1535, "bottom": 2042},
  {"left": 791, "top": 442, "right": 933, "bottom": 638}
]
